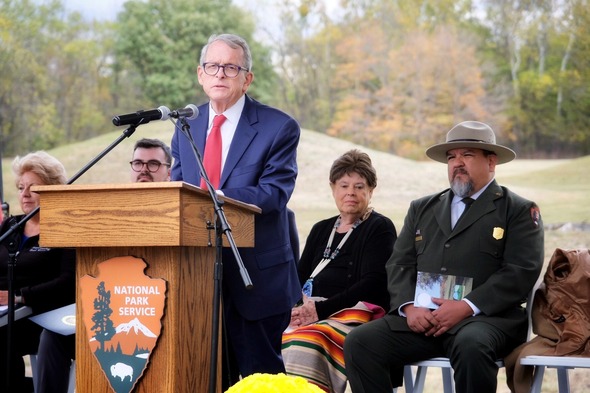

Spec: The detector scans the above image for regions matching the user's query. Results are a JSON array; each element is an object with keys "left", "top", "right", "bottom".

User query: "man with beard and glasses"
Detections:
[
  {"left": 344, "top": 121, "right": 544, "bottom": 393},
  {"left": 130, "top": 138, "right": 172, "bottom": 183}
]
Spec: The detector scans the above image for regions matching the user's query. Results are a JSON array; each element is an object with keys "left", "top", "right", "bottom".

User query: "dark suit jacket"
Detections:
[
  {"left": 384, "top": 180, "right": 544, "bottom": 341},
  {"left": 171, "top": 95, "right": 301, "bottom": 320}
]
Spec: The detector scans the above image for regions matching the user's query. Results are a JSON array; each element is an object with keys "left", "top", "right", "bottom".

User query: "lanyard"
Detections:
[
  {"left": 301, "top": 209, "right": 372, "bottom": 297},
  {"left": 309, "top": 208, "right": 373, "bottom": 280},
  {"left": 308, "top": 218, "right": 358, "bottom": 278}
]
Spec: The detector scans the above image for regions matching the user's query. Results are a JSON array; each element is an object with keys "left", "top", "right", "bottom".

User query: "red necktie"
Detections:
[{"left": 200, "top": 114, "right": 227, "bottom": 189}]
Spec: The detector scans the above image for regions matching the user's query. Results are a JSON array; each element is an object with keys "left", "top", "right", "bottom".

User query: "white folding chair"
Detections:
[
  {"left": 403, "top": 359, "right": 453, "bottom": 393},
  {"left": 519, "top": 355, "right": 590, "bottom": 393},
  {"left": 68, "top": 360, "right": 76, "bottom": 392},
  {"left": 402, "top": 358, "right": 505, "bottom": 393}
]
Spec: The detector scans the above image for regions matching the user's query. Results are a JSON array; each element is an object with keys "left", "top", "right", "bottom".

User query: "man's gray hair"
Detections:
[{"left": 200, "top": 33, "right": 252, "bottom": 72}]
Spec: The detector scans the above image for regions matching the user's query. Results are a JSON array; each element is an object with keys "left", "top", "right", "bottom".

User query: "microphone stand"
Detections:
[
  {"left": 0, "top": 135, "right": 8, "bottom": 219},
  {"left": 175, "top": 118, "right": 252, "bottom": 393},
  {"left": 0, "top": 123, "right": 140, "bottom": 391},
  {"left": 4, "top": 220, "right": 20, "bottom": 391}
]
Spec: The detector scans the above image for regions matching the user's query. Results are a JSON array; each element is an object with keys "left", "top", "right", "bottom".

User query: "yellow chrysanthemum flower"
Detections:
[{"left": 225, "top": 373, "right": 324, "bottom": 393}]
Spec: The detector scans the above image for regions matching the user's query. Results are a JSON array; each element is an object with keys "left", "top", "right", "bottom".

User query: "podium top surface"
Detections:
[
  {"left": 32, "top": 181, "right": 260, "bottom": 213},
  {"left": 32, "top": 181, "right": 259, "bottom": 248}
]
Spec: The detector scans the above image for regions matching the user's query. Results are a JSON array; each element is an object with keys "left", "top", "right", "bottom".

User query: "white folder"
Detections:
[{"left": 29, "top": 303, "right": 76, "bottom": 336}]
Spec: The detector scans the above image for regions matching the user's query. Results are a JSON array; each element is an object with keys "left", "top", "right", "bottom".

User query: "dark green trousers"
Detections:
[{"left": 344, "top": 316, "right": 520, "bottom": 393}]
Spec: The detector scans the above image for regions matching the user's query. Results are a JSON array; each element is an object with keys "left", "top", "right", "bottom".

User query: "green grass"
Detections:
[
  {"left": 496, "top": 156, "right": 590, "bottom": 224},
  {"left": 2, "top": 123, "right": 589, "bottom": 231},
  {"left": 3, "top": 123, "right": 588, "bottom": 259}
]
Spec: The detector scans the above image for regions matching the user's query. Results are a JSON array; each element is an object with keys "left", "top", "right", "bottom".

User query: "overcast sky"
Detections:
[
  {"left": 60, "top": 0, "right": 340, "bottom": 22},
  {"left": 58, "top": 0, "right": 342, "bottom": 45},
  {"left": 61, "top": 0, "right": 126, "bottom": 21}
]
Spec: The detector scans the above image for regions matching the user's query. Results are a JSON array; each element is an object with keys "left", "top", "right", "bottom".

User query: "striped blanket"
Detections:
[{"left": 281, "top": 302, "right": 385, "bottom": 393}]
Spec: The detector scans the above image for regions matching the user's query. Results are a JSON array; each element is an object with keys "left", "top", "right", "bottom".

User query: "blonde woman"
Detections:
[{"left": 0, "top": 151, "right": 75, "bottom": 392}]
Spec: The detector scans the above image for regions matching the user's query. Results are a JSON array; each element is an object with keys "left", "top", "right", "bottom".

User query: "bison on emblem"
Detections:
[{"left": 111, "top": 362, "right": 133, "bottom": 382}]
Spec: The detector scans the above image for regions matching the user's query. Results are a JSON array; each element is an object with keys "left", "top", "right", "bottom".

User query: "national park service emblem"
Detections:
[{"left": 80, "top": 256, "right": 166, "bottom": 393}]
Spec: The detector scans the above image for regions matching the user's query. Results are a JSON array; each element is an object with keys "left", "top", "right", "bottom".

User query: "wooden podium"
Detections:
[{"left": 33, "top": 181, "right": 260, "bottom": 393}]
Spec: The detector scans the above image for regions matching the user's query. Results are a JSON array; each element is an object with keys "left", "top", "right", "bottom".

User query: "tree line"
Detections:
[{"left": 1, "top": 0, "right": 588, "bottom": 158}]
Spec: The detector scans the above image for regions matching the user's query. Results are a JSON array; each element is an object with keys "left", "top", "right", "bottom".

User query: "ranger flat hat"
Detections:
[{"left": 425, "top": 121, "right": 516, "bottom": 164}]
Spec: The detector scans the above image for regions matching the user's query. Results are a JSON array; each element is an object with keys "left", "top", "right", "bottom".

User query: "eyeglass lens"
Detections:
[
  {"left": 130, "top": 160, "right": 163, "bottom": 173},
  {"left": 203, "top": 63, "right": 242, "bottom": 78}
]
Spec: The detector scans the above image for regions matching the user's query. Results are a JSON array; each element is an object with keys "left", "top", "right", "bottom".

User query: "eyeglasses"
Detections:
[
  {"left": 202, "top": 62, "right": 248, "bottom": 78},
  {"left": 129, "top": 160, "right": 170, "bottom": 173}
]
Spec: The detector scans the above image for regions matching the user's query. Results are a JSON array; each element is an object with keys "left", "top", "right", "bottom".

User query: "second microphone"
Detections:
[{"left": 112, "top": 104, "right": 198, "bottom": 127}]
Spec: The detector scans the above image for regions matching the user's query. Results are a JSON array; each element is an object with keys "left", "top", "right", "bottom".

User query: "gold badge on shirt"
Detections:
[{"left": 492, "top": 227, "right": 504, "bottom": 240}]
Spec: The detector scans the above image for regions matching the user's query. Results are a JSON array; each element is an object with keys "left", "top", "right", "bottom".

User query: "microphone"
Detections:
[
  {"left": 112, "top": 106, "right": 171, "bottom": 126},
  {"left": 170, "top": 104, "right": 199, "bottom": 120}
]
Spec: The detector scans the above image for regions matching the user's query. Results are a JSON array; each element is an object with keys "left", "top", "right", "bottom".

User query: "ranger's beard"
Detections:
[{"left": 450, "top": 169, "right": 474, "bottom": 198}]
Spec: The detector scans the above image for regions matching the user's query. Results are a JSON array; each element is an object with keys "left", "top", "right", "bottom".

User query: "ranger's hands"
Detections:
[
  {"left": 429, "top": 298, "right": 473, "bottom": 336},
  {"left": 404, "top": 298, "right": 473, "bottom": 336},
  {"left": 404, "top": 304, "right": 440, "bottom": 335}
]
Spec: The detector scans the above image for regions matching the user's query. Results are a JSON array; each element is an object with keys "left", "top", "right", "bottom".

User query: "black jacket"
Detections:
[
  {"left": 0, "top": 215, "right": 75, "bottom": 314},
  {"left": 297, "top": 211, "right": 397, "bottom": 319}
]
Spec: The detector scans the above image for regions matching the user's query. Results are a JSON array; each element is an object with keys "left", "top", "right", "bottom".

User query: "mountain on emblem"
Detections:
[
  {"left": 107, "top": 318, "right": 158, "bottom": 355},
  {"left": 116, "top": 317, "right": 157, "bottom": 337}
]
